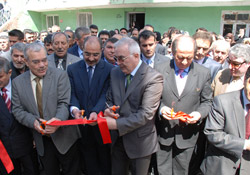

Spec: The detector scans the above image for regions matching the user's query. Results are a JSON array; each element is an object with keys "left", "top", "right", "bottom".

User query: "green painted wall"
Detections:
[{"left": 28, "top": 5, "right": 250, "bottom": 35}]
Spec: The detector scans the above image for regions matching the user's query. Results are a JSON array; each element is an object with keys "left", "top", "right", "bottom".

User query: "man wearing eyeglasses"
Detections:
[
  {"left": 67, "top": 36, "right": 114, "bottom": 175},
  {"left": 212, "top": 44, "right": 250, "bottom": 97}
]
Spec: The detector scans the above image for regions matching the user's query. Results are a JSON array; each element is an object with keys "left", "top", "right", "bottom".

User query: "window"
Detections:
[
  {"left": 221, "top": 11, "right": 250, "bottom": 37},
  {"left": 77, "top": 12, "right": 92, "bottom": 27},
  {"left": 46, "top": 15, "right": 59, "bottom": 29}
]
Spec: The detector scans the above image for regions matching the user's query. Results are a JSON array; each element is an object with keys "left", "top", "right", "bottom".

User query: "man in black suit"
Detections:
[
  {"left": 155, "top": 35, "right": 212, "bottom": 175},
  {"left": 68, "top": 27, "right": 90, "bottom": 58},
  {"left": 0, "top": 57, "right": 36, "bottom": 175}
]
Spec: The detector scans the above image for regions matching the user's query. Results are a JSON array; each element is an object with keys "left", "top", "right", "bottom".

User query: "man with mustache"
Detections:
[
  {"left": 10, "top": 42, "right": 29, "bottom": 80},
  {"left": 44, "top": 34, "right": 54, "bottom": 55},
  {"left": 47, "top": 32, "right": 80, "bottom": 71}
]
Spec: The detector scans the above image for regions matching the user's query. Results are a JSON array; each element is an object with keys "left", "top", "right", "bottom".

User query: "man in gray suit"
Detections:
[
  {"left": 139, "top": 30, "right": 169, "bottom": 68},
  {"left": 155, "top": 35, "right": 213, "bottom": 175},
  {"left": 201, "top": 66, "right": 250, "bottom": 175},
  {"left": 104, "top": 37, "right": 163, "bottom": 175},
  {"left": 47, "top": 32, "right": 80, "bottom": 70},
  {"left": 12, "top": 42, "right": 81, "bottom": 175}
]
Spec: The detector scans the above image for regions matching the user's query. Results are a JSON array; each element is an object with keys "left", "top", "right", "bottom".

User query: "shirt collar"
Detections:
[
  {"left": 1, "top": 79, "right": 11, "bottom": 94},
  {"left": 129, "top": 59, "right": 142, "bottom": 77},
  {"left": 78, "top": 46, "right": 83, "bottom": 57},
  {"left": 194, "top": 57, "right": 205, "bottom": 65},
  {"left": 141, "top": 53, "right": 155, "bottom": 64},
  {"left": 85, "top": 62, "right": 96, "bottom": 70},
  {"left": 54, "top": 53, "right": 67, "bottom": 61},
  {"left": 173, "top": 60, "right": 190, "bottom": 76}
]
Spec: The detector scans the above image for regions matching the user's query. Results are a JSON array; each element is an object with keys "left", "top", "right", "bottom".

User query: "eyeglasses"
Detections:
[
  {"left": 114, "top": 55, "right": 131, "bottom": 62},
  {"left": 227, "top": 58, "right": 246, "bottom": 69}
]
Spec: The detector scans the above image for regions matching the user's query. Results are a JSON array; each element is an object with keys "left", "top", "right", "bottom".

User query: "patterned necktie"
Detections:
[
  {"left": 88, "top": 66, "right": 93, "bottom": 87},
  {"left": 178, "top": 69, "right": 184, "bottom": 78},
  {"left": 125, "top": 74, "right": 132, "bottom": 91},
  {"left": 2, "top": 88, "right": 11, "bottom": 112},
  {"left": 35, "top": 77, "right": 43, "bottom": 119},
  {"left": 57, "top": 58, "right": 64, "bottom": 70},
  {"left": 245, "top": 104, "right": 250, "bottom": 139}
]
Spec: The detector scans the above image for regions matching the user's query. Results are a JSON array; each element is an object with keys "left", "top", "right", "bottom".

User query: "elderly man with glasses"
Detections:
[{"left": 212, "top": 43, "right": 250, "bottom": 97}]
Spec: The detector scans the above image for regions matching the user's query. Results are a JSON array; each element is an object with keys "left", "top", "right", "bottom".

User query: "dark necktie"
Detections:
[
  {"left": 125, "top": 74, "right": 132, "bottom": 91},
  {"left": 35, "top": 77, "right": 43, "bottom": 119},
  {"left": 178, "top": 69, "right": 184, "bottom": 78},
  {"left": 88, "top": 66, "right": 93, "bottom": 87},
  {"left": 2, "top": 88, "right": 11, "bottom": 112},
  {"left": 245, "top": 104, "right": 250, "bottom": 139}
]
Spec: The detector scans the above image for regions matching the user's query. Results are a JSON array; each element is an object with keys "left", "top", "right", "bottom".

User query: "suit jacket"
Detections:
[
  {"left": 155, "top": 59, "right": 213, "bottom": 149},
  {"left": 202, "top": 56, "right": 222, "bottom": 82},
  {"left": 47, "top": 53, "right": 80, "bottom": 70},
  {"left": 106, "top": 62, "right": 163, "bottom": 159},
  {"left": 10, "top": 61, "right": 29, "bottom": 80},
  {"left": 0, "top": 96, "right": 33, "bottom": 159},
  {"left": 201, "top": 90, "right": 250, "bottom": 175},
  {"left": 155, "top": 43, "right": 166, "bottom": 56},
  {"left": 141, "top": 52, "right": 169, "bottom": 68},
  {"left": 67, "top": 59, "right": 114, "bottom": 144},
  {"left": 12, "top": 67, "right": 80, "bottom": 156},
  {"left": 211, "top": 68, "right": 232, "bottom": 97},
  {"left": 67, "top": 44, "right": 80, "bottom": 57}
]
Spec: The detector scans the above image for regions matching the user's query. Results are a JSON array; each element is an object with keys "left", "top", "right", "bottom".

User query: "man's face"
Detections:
[
  {"left": 0, "top": 38, "right": 9, "bottom": 52},
  {"left": 83, "top": 40, "right": 102, "bottom": 66},
  {"left": 103, "top": 41, "right": 115, "bottom": 64},
  {"left": 132, "top": 30, "right": 139, "bottom": 38},
  {"left": 40, "top": 32, "right": 48, "bottom": 42},
  {"left": 244, "top": 77, "right": 250, "bottom": 101},
  {"left": 99, "top": 34, "right": 109, "bottom": 45},
  {"left": 139, "top": 36, "right": 156, "bottom": 59},
  {"left": 174, "top": 40, "right": 195, "bottom": 70},
  {"left": 195, "top": 39, "right": 211, "bottom": 60},
  {"left": 52, "top": 34, "right": 69, "bottom": 57},
  {"left": 120, "top": 29, "right": 127, "bottom": 35},
  {"left": 9, "top": 36, "right": 20, "bottom": 47},
  {"left": 78, "top": 33, "right": 91, "bottom": 51},
  {"left": 25, "top": 33, "right": 34, "bottom": 44},
  {"left": 90, "top": 28, "right": 98, "bottom": 36},
  {"left": 64, "top": 31, "right": 75, "bottom": 48},
  {"left": 228, "top": 54, "right": 250, "bottom": 78},
  {"left": 213, "top": 44, "right": 229, "bottom": 64},
  {"left": 115, "top": 45, "right": 139, "bottom": 75},
  {"left": 25, "top": 49, "right": 48, "bottom": 78},
  {"left": 44, "top": 42, "right": 54, "bottom": 55},
  {"left": 11, "top": 49, "right": 25, "bottom": 70},
  {"left": 0, "top": 69, "right": 11, "bottom": 88}
]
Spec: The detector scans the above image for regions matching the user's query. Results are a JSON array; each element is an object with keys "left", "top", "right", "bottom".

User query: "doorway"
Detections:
[{"left": 127, "top": 12, "right": 145, "bottom": 32}]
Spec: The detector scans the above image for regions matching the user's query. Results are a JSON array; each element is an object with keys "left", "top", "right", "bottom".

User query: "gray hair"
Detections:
[
  {"left": 229, "top": 43, "right": 250, "bottom": 63},
  {"left": 75, "top": 27, "right": 90, "bottom": 40},
  {"left": 52, "top": 32, "right": 69, "bottom": 43},
  {"left": 24, "top": 42, "right": 46, "bottom": 60},
  {"left": 211, "top": 40, "right": 230, "bottom": 53},
  {"left": 114, "top": 37, "right": 140, "bottom": 55},
  {"left": 11, "top": 42, "right": 26, "bottom": 55},
  {"left": 0, "top": 56, "right": 11, "bottom": 74},
  {"left": 0, "top": 35, "right": 9, "bottom": 40}
]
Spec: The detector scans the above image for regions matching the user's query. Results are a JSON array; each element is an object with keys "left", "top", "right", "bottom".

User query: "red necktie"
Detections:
[
  {"left": 2, "top": 88, "right": 11, "bottom": 112},
  {"left": 245, "top": 104, "right": 250, "bottom": 139}
]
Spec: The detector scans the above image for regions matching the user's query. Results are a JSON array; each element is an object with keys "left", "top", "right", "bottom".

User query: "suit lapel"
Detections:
[
  {"left": 89, "top": 60, "right": 104, "bottom": 97},
  {"left": 118, "top": 70, "right": 126, "bottom": 104},
  {"left": 78, "top": 60, "right": 89, "bottom": 94},
  {"left": 49, "top": 54, "right": 56, "bottom": 68},
  {"left": 165, "top": 60, "right": 179, "bottom": 98},
  {"left": 0, "top": 96, "right": 11, "bottom": 121},
  {"left": 65, "top": 54, "right": 74, "bottom": 69}
]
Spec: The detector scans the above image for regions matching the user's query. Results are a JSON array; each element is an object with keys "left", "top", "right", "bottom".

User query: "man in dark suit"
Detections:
[
  {"left": 104, "top": 37, "right": 163, "bottom": 175},
  {"left": 47, "top": 32, "right": 80, "bottom": 71},
  {"left": 139, "top": 30, "right": 169, "bottom": 68},
  {"left": 67, "top": 36, "right": 114, "bottom": 175},
  {"left": 12, "top": 43, "right": 81, "bottom": 175},
  {"left": 155, "top": 35, "right": 212, "bottom": 175},
  {"left": 193, "top": 32, "right": 222, "bottom": 81},
  {"left": 67, "top": 27, "right": 90, "bottom": 58},
  {"left": 201, "top": 65, "right": 250, "bottom": 175},
  {"left": 0, "top": 57, "right": 36, "bottom": 175}
]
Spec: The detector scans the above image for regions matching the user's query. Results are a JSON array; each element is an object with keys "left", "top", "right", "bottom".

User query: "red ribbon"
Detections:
[
  {"left": 171, "top": 111, "right": 193, "bottom": 122},
  {"left": 47, "top": 112, "right": 112, "bottom": 144},
  {"left": 0, "top": 140, "right": 14, "bottom": 173}
]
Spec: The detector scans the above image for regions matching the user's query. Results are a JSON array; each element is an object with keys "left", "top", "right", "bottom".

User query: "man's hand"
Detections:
[
  {"left": 88, "top": 112, "right": 98, "bottom": 126},
  {"left": 245, "top": 140, "right": 250, "bottom": 151},
  {"left": 186, "top": 111, "right": 201, "bottom": 124},
  {"left": 104, "top": 107, "right": 120, "bottom": 119},
  {"left": 44, "top": 118, "right": 61, "bottom": 134},
  {"left": 72, "top": 109, "right": 83, "bottom": 119},
  {"left": 105, "top": 116, "right": 117, "bottom": 130},
  {"left": 161, "top": 106, "right": 176, "bottom": 120},
  {"left": 34, "top": 119, "right": 45, "bottom": 134}
]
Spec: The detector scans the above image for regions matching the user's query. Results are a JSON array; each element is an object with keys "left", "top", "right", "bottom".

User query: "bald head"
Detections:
[{"left": 83, "top": 36, "right": 102, "bottom": 66}]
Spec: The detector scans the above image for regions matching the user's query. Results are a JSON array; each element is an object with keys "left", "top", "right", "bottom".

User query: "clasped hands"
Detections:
[
  {"left": 161, "top": 106, "right": 201, "bottom": 124},
  {"left": 34, "top": 117, "right": 61, "bottom": 135}
]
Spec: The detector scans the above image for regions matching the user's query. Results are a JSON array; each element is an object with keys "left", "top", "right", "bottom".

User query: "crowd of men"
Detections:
[{"left": 0, "top": 23, "right": 250, "bottom": 175}]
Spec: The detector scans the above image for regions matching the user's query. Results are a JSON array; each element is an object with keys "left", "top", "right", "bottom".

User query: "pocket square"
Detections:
[{"left": 196, "top": 88, "right": 200, "bottom": 92}]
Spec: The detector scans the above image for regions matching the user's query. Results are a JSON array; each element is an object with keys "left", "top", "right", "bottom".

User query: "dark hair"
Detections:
[
  {"left": 103, "top": 37, "right": 118, "bottom": 48},
  {"left": 64, "top": 30, "right": 75, "bottom": 40},
  {"left": 44, "top": 34, "right": 52, "bottom": 44},
  {"left": 109, "top": 30, "right": 116, "bottom": 37},
  {"left": 98, "top": 30, "right": 110, "bottom": 38},
  {"left": 89, "top": 24, "right": 98, "bottom": 30},
  {"left": 154, "top": 31, "right": 162, "bottom": 43},
  {"left": 120, "top": 28, "right": 128, "bottom": 33},
  {"left": 245, "top": 67, "right": 250, "bottom": 82},
  {"left": 138, "top": 30, "right": 156, "bottom": 44},
  {"left": 8, "top": 29, "right": 24, "bottom": 40},
  {"left": 196, "top": 27, "right": 208, "bottom": 32},
  {"left": 193, "top": 31, "right": 213, "bottom": 46}
]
